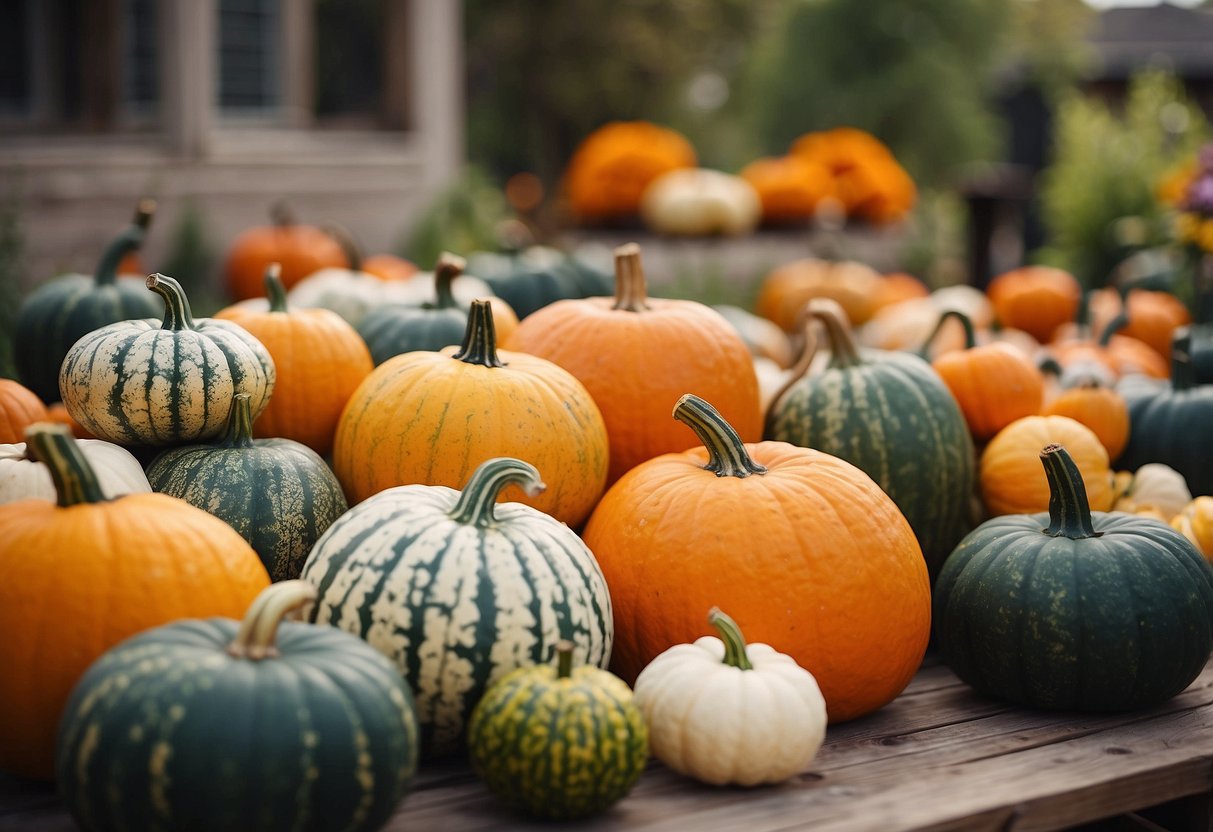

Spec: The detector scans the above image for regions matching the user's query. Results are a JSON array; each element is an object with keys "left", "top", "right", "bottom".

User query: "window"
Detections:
[{"left": 218, "top": 0, "right": 280, "bottom": 114}]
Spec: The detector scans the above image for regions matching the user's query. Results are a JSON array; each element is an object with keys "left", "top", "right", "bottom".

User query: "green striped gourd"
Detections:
[
  {"left": 935, "top": 444, "right": 1213, "bottom": 711},
  {"left": 56, "top": 581, "right": 419, "bottom": 832},
  {"left": 59, "top": 273, "right": 276, "bottom": 446},
  {"left": 301, "top": 456, "right": 613, "bottom": 757},
  {"left": 356, "top": 252, "right": 472, "bottom": 365},
  {"left": 468, "top": 641, "right": 647, "bottom": 820},
  {"left": 145, "top": 393, "right": 347, "bottom": 581},
  {"left": 766, "top": 297, "right": 977, "bottom": 580}
]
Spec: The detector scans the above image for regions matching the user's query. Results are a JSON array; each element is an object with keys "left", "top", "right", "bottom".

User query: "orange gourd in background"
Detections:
[
  {"left": 987, "top": 266, "right": 1082, "bottom": 344},
  {"left": 0, "top": 380, "right": 49, "bottom": 444},
  {"left": 223, "top": 203, "right": 348, "bottom": 300},
  {"left": 563, "top": 121, "right": 697, "bottom": 221}
]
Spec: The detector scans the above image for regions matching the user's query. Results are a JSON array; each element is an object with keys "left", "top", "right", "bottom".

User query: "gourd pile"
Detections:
[{"left": 3, "top": 183, "right": 1213, "bottom": 829}]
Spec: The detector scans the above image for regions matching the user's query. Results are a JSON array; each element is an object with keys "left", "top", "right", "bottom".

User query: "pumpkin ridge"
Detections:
[{"left": 106, "top": 333, "right": 146, "bottom": 443}]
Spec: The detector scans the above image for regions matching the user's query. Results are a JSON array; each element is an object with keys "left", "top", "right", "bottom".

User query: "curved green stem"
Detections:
[
  {"left": 264, "top": 263, "right": 288, "bottom": 312},
  {"left": 807, "top": 298, "right": 862, "bottom": 369},
  {"left": 1041, "top": 444, "right": 1098, "bottom": 539},
  {"left": 453, "top": 300, "right": 505, "bottom": 368},
  {"left": 431, "top": 252, "right": 466, "bottom": 310},
  {"left": 674, "top": 394, "right": 767, "bottom": 478},
  {"left": 94, "top": 199, "right": 156, "bottom": 286},
  {"left": 919, "top": 309, "right": 977, "bottom": 359},
  {"left": 219, "top": 393, "right": 256, "bottom": 449},
  {"left": 147, "top": 274, "right": 197, "bottom": 331},
  {"left": 226, "top": 580, "right": 317, "bottom": 661},
  {"left": 448, "top": 457, "right": 545, "bottom": 527},
  {"left": 1171, "top": 327, "right": 1194, "bottom": 391},
  {"left": 612, "top": 243, "right": 651, "bottom": 313},
  {"left": 1098, "top": 312, "right": 1129, "bottom": 347},
  {"left": 708, "top": 607, "right": 753, "bottom": 670},
  {"left": 555, "top": 640, "right": 575, "bottom": 679},
  {"left": 23, "top": 423, "right": 108, "bottom": 507}
]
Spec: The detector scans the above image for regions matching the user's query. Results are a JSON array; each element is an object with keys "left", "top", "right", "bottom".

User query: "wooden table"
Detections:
[{"left": 5, "top": 659, "right": 1213, "bottom": 832}]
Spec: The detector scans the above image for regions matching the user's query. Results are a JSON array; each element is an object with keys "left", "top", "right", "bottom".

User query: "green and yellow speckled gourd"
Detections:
[
  {"left": 145, "top": 393, "right": 348, "bottom": 582},
  {"left": 56, "top": 580, "right": 419, "bottom": 832},
  {"left": 765, "top": 297, "right": 977, "bottom": 580},
  {"left": 356, "top": 252, "right": 474, "bottom": 365},
  {"left": 468, "top": 640, "right": 647, "bottom": 820},
  {"left": 15, "top": 201, "right": 163, "bottom": 404},
  {"left": 935, "top": 444, "right": 1213, "bottom": 711},
  {"left": 301, "top": 456, "right": 613, "bottom": 758},
  {"left": 59, "top": 273, "right": 276, "bottom": 446}
]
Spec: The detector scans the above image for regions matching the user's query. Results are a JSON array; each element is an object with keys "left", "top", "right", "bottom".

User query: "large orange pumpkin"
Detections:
[
  {"left": 504, "top": 243, "right": 761, "bottom": 485},
  {"left": 0, "top": 380, "right": 49, "bottom": 443},
  {"left": 223, "top": 203, "right": 348, "bottom": 300},
  {"left": 563, "top": 121, "right": 697, "bottom": 221},
  {"left": 0, "top": 424, "right": 270, "bottom": 779},
  {"left": 987, "top": 266, "right": 1082, "bottom": 344},
  {"left": 333, "top": 300, "right": 609, "bottom": 527},
  {"left": 214, "top": 264, "right": 374, "bottom": 456},
  {"left": 582, "top": 394, "right": 931, "bottom": 722}
]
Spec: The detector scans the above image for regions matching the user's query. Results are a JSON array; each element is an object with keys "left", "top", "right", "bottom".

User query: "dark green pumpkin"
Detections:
[
  {"left": 468, "top": 641, "right": 647, "bottom": 820},
  {"left": 935, "top": 444, "right": 1213, "bottom": 712},
  {"left": 55, "top": 580, "right": 419, "bottom": 832},
  {"left": 15, "top": 201, "right": 163, "bottom": 404},
  {"left": 477, "top": 248, "right": 613, "bottom": 319},
  {"left": 356, "top": 253, "right": 471, "bottom": 365},
  {"left": 765, "top": 297, "right": 977, "bottom": 580},
  {"left": 145, "top": 392, "right": 347, "bottom": 581}
]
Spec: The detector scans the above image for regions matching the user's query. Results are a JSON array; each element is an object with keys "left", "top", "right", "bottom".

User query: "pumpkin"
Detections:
[
  {"left": 789, "top": 127, "right": 917, "bottom": 223},
  {"left": 14, "top": 200, "right": 162, "bottom": 404},
  {"left": 766, "top": 299, "right": 977, "bottom": 580},
  {"left": 739, "top": 155, "right": 835, "bottom": 224},
  {"left": 1118, "top": 333, "right": 1213, "bottom": 495},
  {"left": 0, "top": 424, "right": 269, "bottom": 779},
  {"left": 632, "top": 607, "right": 827, "bottom": 787},
  {"left": 935, "top": 443, "right": 1213, "bottom": 711},
  {"left": 467, "top": 641, "right": 646, "bottom": 820},
  {"left": 563, "top": 120, "right": 697, "bottom": 221},
  {"left": 56, "top": 581, "right": 418, "bottom": 832},
  {"left": 639, "top": 168, "right": 762, "bottom": 237},
  {"left": 223, "top": 203, "right": 348, "bottom": 300},
  {"left": 1088, "top": 287, "right": 1192, "bottom": 361},
  {"left": 504, "top": 243, "right": 762, "bottom": 485},
  {"left": 1041, "top": 374, "right": 1130, "bottom": 461},
  {"left": 924, "top": 310, "right": 1044, "bottom": 441},
  {"left": 362, "top": 252, "right": 420, "bottom": 282},
  {"left": 45, "top": 402, "right": 97, "bottom": 440},
  {"left": 0, "top": 438, "right": 149, "bottom": 504},
  {"left": 478, "top": 249, "right": 614, "bottom": 320},
  {"left": 60, "top": 273, "right": 276, "bottom": 447},
  {"left": 0, "top": 379, "right": 49, "bottom": 443},
  {"left": 1173, "top": 496, "right": 1213, "bottom": 559},
  {"left": 980, "top": 415, "right": 1114, "bottom": 516},
  {"left": 1048, "top": 311, "right": 1169, "bottom": 380},
  {"left": 213, "top": 264, "right": 373, "bottom": 457},
  {"left": 303, "top": 456, "right": 613, "bottom": 756},
  {"left": 755, "top": 257, "right": 883, "bottom": 331},
  {"left": 146, "top": 393, "right": 348, "bottom": 582},
  {"left": 987, "top": 265, "right": 1082, "bottom": 343},
  {"left": 334, "top": 301, "right": 608, "bottom": 525},
  {"left": 873, "top": 271, "right": 931, "bottom": 312},
  {"left": 1112, "top": 463, "right": 1192, "bottom": 519},
  {"left": 582, "top": 394, "right": 931, "bottom": 722}
]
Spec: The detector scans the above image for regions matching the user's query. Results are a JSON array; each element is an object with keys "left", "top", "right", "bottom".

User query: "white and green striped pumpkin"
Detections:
[
  {"left": 56, "top": 581, "right": 419, "bottom": 832},
  {"left": 146, "top": 393, "right": 348, "bottom": 582},
  {"left": 0, "top": 437, "right": 150, "bottom": 504},
  {"left": 301, "top": 456, "right": 613, "bottom": 758},
  {"left": 59, "top": 273, "right": 276, "bottom": 447}
]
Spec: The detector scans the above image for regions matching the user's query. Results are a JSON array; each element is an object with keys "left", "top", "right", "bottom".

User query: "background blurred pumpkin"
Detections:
[
  {"left": 563, "top": 121, "right": 697, "bottom": 222},
  {"left": 0, "top": 380, "right": 49, "bottom": 444},
  {"left": 1173, "top": 496, "right": 1213, "bottom": 559},
  {"left": 1041, "top": 375, "right": 1130, "bottom": 461},
  {"left": 755, "top": 257, "right": 884, "bottom": 330},
  {"left": 1087, "top": 287, "right": 1192, "bottom": 362},
  {"left": 739, "top": 155, "right": 835, "bottom": 224},
  {"left": 640, "top": 168, "right": 761, "bottom": 237},
  {"left": 987, "top": 265, "right": 1082, "bottom": 344},
  {"left": 980, "top": 415, "right": 1114, "bottom": 516},
  {"left": 223, "top": 203, "right": 348, "bottom": 300},
  {"left": 789, "top": 127, "right": 916, "bottom": 223}
]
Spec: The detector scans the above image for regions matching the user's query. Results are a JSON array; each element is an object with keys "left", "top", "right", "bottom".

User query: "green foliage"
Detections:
[
  {"left": 399, "top": 166, "right": 513, "bottom": 267},
  {"left": 0, "top": 190, "right": 21, "bottom": 380},
  {"left": 160, "top": 199, "right": 222, "bottom": 316},
  {"left": 746, "top": 0, "right": 1014, "bottom": 188},
  {"left": 1037, "top": 70, "right": 1211, "bottom": 289}
]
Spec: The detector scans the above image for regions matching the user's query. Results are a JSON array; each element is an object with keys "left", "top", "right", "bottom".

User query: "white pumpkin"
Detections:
[
  {"left": 0, "top": 440, "right": 151, "bottom": 505},
  {"left": 641, "top": 169, "right": 761, "bottom": 237},
  {"left": 286, "top": 267, "right": 390, "bottom": 326},
  {"left": 1113, "top": 463, "right": 1192, "bottom": 520},
  {"left": 632, "top": 608, "right": 827, "bottom": 787}
]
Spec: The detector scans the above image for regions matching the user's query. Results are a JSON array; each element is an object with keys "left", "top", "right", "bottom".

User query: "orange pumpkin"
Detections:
[
  {"left": 44, "top": 403, "right": 97, "bottom": 440},
  {"left": 789, "top": 127, "right": 917, "bottom": 223},
  {"left": 926, "top": 311, "right": 1044, "bottom": 442},
  {"left": 755, "top": 257, "right": 884, "bottom": 331},
  {"left": 563, "top": 121, "right": 697, "bottom": 221},
  {"left": 1087, "top": 287, "right": 1192, "bottom": 361},
  {"left": 873, "top": 272, "right": 930, "bottom": 312},
  {"left": 980, "top": 415, "right": 1114, "bottom": 517},
  {"left": 1040, "top": 376, "right": 1130, "bottom": 461},
  {"left": 0, "top": 424, "right": 270, "bottom": 779},
  {"left": 1173, "top": 497, "right": 1213, "bottom": 561},
  {"left": 0, "top": 379, "right": 49, "bottom": 444},
  {"left": 738, "top": 155, "right": 835, "bottom": 224},
  {"left": 1048, "top": 312, "right": 1170, "bottom": 379},
  {"left": 504, "top": 244, "right": 762, "bottom": 485},
  {"left": 223, "top": 203, "right": 348, "bottom": 300},
  {"left": 333, "top": 300, "right": 609, "bottom": 527},
  {"left": 987, "top": 266, "right": 1082, "bottom": 344},
  {"left": 582, "top": 394, "right": 931, "bottom": 722},
  {"left": 361, "top": 253, "right": 420, "bottom": 282},
  {"left": 214, "top": 264, "right": 374, "bottom": 456}
]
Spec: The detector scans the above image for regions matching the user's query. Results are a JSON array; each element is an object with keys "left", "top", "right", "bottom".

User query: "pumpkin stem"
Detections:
[
  {"left": 1098, "top": 312, "right": 1129, "bottom": 347},
  {"left": 448, "top": 457, "right": 546, "bottom": 527},
  {"left": 264, "top": 263, "right": 288, "bottom": 312},
  {"left": 674, "top": 394, "right": 767, "bottom": 478},
  {"left": 1041, "top": 444, "right": 1099, "bottom": 539},
  {"left": 807, "top": 298, "right": 863, "bottom": 369},
  {"left": 453, "top": 300, "right": 506, "bottom": 368},
  {"left": 219, "top": 393, "right": 257, "bottom": 450},
  {"left": 270, "top": 200, "right": 296, "bottom": 228},
  {"left": 612, "top": 243, "right": 651, "bottom": 313},
  {"left": 94, "top": 199, "right": 156, "bottom": 287},
  {"left": 708, "top": 607, "right": 753, "bottom": 671},
  {"left": 555, "top": 640, "right": 575, "bottom": 679},
  {"left": 227, "top": 580, "right": 317, "bottom": 661},
  {"left": 1172, "top": 327, "right": 1195, "bottom": 391},
  {"left": 919, "top": 309, "right": 977, "bottom": 358},
  {"left": 325, "top": 224, "right": 362, "bottom": 272},
  {"left": 23, "top": 422, "right": 108, "bottom": 507},
  {"left": 431, "top": 252, "right": 466, "bottom": 310},
  {"left": 147, "top": 273, "right": 198, "bottom": 331}
]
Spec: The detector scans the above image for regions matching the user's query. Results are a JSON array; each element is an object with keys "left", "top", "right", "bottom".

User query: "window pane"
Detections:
[
  {"left": 315, "top": 0, "right": 384, "bottom": 122},
  {"left": 0, "top": 0, "right": 32, "bottom": 115},
  {"left": 219, "top": 0, "right": 279, "bottom": 111},
  {"left": 124, "top": 0, "right": 158, "bottom": 114}
]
